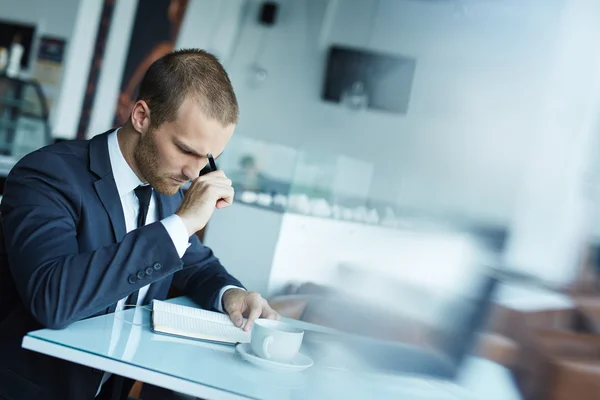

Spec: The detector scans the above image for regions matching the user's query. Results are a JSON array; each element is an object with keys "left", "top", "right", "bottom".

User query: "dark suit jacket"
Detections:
[{"left": 0, "top": 131, "right": 243, "bottom": 400}]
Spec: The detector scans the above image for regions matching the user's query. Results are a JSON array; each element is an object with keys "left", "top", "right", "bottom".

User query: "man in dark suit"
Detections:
[{"left": 0, "top": 49, "right": 279, "bottom": 400}]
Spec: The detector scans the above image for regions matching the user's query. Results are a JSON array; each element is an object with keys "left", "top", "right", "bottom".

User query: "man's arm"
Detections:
[
  {"left": 171, "top": 243, "right": 279, "bottom": 332},
  {"left": 1, "top": 151, "right": 184, "bottom": 329},
  {"left": 168, "top": 173, "right": 279, "bottom": 331}
]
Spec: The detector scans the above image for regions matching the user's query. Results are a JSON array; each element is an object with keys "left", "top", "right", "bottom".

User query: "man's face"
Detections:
[{"left": 134, "top": 97, "right": 235, "bottom": 195}]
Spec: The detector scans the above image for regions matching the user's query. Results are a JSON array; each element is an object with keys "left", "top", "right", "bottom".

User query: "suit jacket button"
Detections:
[
  {"left": 153, "top": 262, "right": 162, "bottom": 271},
  {"left": 128, "top": 275, "right": 137, "bottom": 284},
  {"left": 136, "top": 270, "right": 145, "bottom": 280},
  {"left": 145, "top": 267, "right": 154, "bottom": 276}
]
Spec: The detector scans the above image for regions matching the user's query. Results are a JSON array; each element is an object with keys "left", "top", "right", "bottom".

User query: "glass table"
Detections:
[{"left": 22, "top": 297, "right": 521, "bottom": 400}]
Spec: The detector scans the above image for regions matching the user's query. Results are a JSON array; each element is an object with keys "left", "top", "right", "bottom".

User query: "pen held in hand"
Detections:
[
  {"left": 207, "top": 153, "right": 217, "bottom": 172},
  {"left": 198, "top": 153, "right": 217, "bottom": 177}
]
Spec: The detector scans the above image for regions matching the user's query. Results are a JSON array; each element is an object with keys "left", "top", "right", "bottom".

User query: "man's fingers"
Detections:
[
  {"left": 243, "top": 305, "right": 263, "bottom": 332},
  {"left": 261, "top": 302, "right": 280, "bottom": 321},
  {"left": 216, "top": 199, "right": 232, "bottom": 209},
  {"left": 229, "top": 310, "right": 244, "bottom": 328},
  {"left": 196, "top": 176, "right": 232, "bottom": 186},
  {"left": 190, "top": 173, "right": 231, "bottom": 191},
  {"left": 206, "top": 185, "right": 234, "bottom": 207},
  {"left": 265, "top": 311, "right": 280, "bottom": 320},
  {"left": 216, "top": 189, "right": 234, "bottom": 208}
]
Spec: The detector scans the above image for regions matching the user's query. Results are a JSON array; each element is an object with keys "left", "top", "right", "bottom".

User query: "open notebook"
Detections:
[{"left": 151, "top": 300, "right": 250, "bottom": 345}]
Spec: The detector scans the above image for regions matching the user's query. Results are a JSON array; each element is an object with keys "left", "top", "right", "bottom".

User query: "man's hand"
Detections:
[
  {"left": 222, "top": 288, "right": 280, "bottom": 332},
  {"left": 176, "top": 170, "right": 234, "bottom": 236}
]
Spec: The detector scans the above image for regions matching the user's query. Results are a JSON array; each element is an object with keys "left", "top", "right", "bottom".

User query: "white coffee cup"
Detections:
[{"left": 251, "top": 319, "right": 304, "bottom": 363}]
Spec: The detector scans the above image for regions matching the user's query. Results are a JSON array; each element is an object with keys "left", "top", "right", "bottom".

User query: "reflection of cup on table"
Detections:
[{"left": 251, "top": 319, "right": 304, "bottom": 362}]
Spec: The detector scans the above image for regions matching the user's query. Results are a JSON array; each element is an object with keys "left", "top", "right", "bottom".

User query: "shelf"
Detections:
[
  {"left": 0, "top": 75, "right": 50, "bottom": 120},
  {"left": 0, "top": 75, "right": 52, "bottom": 152}
]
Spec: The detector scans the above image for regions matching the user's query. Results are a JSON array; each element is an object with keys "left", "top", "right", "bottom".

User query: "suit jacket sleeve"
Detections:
[{"left": 1, "top": 150, "right": 241, "bottom": 329}]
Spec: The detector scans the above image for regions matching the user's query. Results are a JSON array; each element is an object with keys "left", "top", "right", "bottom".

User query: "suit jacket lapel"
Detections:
[
  {"left": 93, "top": 178, "right": 126, "bottom": 243},
  {"left": 89, "top": 131, "right": 127, "bottom": 243},
  {"left": 89, "top": 131, "right": 126, "bottom": 314}
]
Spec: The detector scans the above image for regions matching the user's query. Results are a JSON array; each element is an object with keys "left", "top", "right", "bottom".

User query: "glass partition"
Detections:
[
  {"left": 218, "top": 132, "right": 505, "bottom": 253},
  {"left": 220, "top": 133, "right": 388, "bottom": 225}
]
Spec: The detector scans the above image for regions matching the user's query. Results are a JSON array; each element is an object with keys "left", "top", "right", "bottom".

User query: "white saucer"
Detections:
[{"left": 236, "top": 343, "right": 313, "bottom": 372}]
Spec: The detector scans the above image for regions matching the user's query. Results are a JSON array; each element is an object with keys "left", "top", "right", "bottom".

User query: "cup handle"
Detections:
[{"left": 262, "top": 336, "right": 274, "bottom": 359}]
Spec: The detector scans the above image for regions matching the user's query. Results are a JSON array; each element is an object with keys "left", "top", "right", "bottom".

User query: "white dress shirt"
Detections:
[{"left": 97, "top": 128, "right": 238, "bottom": 395}]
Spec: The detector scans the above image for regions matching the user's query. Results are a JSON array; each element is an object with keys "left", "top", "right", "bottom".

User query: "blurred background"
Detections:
[{"left": 3, "top": 0, "right": 600, "bottom": 398}]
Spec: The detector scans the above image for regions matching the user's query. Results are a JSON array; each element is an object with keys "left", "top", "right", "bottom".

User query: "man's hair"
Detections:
[{"left": 136, "top": 49, "right": 239, "bottom": 128}]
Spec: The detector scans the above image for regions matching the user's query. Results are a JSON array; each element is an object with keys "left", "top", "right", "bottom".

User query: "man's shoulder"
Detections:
[
  {"left": 12, "top": 139, "right": 91, "bottom": 178},
  {"left": 39, "top": 138, "right": 90, "bottom": 159}
]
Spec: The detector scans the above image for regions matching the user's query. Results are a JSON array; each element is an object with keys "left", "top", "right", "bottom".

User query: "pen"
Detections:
[{"left": 207, "top": 153, "right": 217, "bottom": 172}]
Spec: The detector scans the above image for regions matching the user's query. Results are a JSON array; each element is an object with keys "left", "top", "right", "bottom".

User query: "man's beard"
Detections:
[{"left": 134, "top": 132, "right": 179, "bottom": 196}]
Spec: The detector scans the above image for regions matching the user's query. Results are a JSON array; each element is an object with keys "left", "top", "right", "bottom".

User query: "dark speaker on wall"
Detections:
[
  {"left": 259, "top": 2, "right": 278, "bottom": 26},
  {"left": 322, "top": 45, "right": 416, "bottom": 114}
]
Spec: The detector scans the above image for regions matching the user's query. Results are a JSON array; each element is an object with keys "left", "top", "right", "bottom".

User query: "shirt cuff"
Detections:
[
  {"left": 215, "top": 285, "right": 245, "bottom": 313},
  {"left": 160, "top": 215, "right": 191, "bottom": 258}
]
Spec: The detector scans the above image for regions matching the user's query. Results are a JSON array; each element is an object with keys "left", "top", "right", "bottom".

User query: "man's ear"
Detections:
[{"left": 130, "top": 100, "right": 152, "bottom": 134}]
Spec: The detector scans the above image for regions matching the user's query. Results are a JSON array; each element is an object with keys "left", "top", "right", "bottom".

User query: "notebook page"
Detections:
[
  {"left": 152, "top": 300, "right": 250, "bottom": 343},
  {"left": 153, "top": 300, "right": 235, "bottom": 324},
  {"left": 153, "top": 310, "right": 250, "bottom": 343}
]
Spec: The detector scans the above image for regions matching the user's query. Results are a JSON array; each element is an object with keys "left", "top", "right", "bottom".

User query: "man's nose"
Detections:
[
  {"left": 182, "top": 166, "right": 198, "bottom": 180},
  {"left": 183, "top": 160, "right": 210, "bottom": 179}
]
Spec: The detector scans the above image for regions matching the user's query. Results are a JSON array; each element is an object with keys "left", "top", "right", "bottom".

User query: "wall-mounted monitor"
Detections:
[{"left": 322, "top": 45, "right": 416, "bottom": 114}]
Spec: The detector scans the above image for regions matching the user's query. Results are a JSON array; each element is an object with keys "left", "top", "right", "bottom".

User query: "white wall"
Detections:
[
  {"left": 197, "top": 0, "right": 572, "bottom": 227},
  {"left": 175, "top": 0, "right": 245, "bottom": 64}
]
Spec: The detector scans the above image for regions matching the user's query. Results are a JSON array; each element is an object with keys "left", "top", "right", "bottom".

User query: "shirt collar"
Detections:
[{"left": 107, "top": 127, "right": 145, "bottom": 198}]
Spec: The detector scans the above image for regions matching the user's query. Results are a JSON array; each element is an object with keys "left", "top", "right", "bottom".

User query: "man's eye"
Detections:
[{"left": 179, "top": 147, "right": 192, "bottom": 155}]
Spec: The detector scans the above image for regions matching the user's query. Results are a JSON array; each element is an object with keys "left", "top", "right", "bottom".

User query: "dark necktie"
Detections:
[
  {"left": 134, "top": 185, "right": 153, "bottom": 228},
  {"left": 125, "top": 185, "right": 153, "bottom": 307}
]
